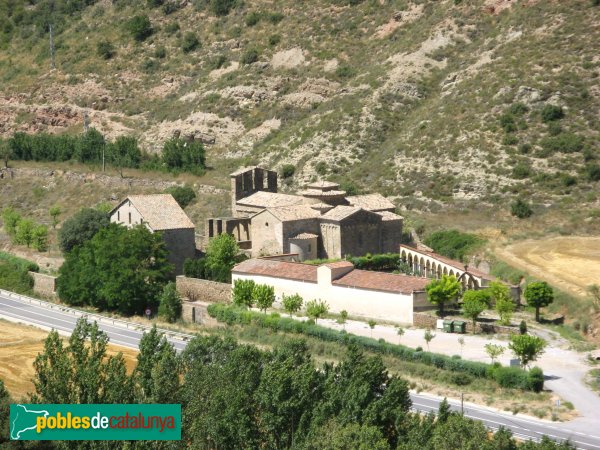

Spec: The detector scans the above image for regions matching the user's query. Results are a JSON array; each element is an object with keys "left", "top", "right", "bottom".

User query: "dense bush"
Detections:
[
  {"left": 181, "top": 32, "right": 199, "bottom": 53},
  {"left": 584, "top": 163, "right": 600, "bottom": 182},
  {"left": 540, "top": 104, "right": 564, "bottom": 122},
  {"left": 183, "top": 258, "right": 206, "bottom": 279},
  {"left": 281, "top": 164, "right": 295, "bottom": 178},
  {"left": 96, "top": 40, "right": 115, "bottom": 59},
  {"left": 540, "top": 133, "right": 584, "bottom": 155},
  {"left": 240, "top": 48, "right": 259, "bottom": 65},
  {"left": 511, "top": 198, "right": 533, "bottom": 219},
  {"left": 207, "top": 304, "right": 540, "bottom": 391},
  {"left": 512, "top": 163, "right": 532, "bottom": 179},
  {"left": 423, "top": 229, "right": 484, "bottom": 261},
  {"left": 58, "top": 208, "right": 110, "bottom": 253},
  {"left": 245, "top": 11, "right": 261, "bottom": 26},
  {"left": 0, "top": 251, "right": 37, "bottom": 295},
  {"left": 499, "top": 113, "right": 517, "bottom": 133},
  {"left": 126, "top": 15, "right": 153, "bottom": 42},
  {"left": 164, "top": 185, "right": 196, "bottom": 209},
  {"left": 161, "top": 138, "right": 206, "bottom": 175}
]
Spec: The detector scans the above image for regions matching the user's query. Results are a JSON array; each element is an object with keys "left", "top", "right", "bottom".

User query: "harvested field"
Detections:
[
  {"left": 0, "top": 319, "right": 139, "bottom": 400},
  {"left": 494, "top": 236, "right": 600, "bottom": 298}
]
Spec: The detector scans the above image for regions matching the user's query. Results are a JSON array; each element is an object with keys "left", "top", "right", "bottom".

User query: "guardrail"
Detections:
[{"left": 0, "top": 288, "right": 195, "bottom": 343}]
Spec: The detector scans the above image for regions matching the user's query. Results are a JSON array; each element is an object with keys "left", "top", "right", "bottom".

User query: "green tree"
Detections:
[
  {"left": 149, "top": 342, "right": 180, "bottom": 404},
  {"left": 158, "top": 282, "right": 182, "bottom": 323},
  {"left": 462, "top": 290, "right": 487, "bottom": 332},
  {"left": 396, "top": 326, "right": 404, "bottom": 345},
  {"left": 437, "top": 397, "right": 451, "bottom": 423},
  {"left": 49, "top": 205, "right": 61, "bottom": 228},
  {"left": 282, "top": 293, "right": 303, "bottom": 317},
  {"left": 232, "top": 278, "right": 256, "bottom": 308},
  {"left": 484, "top": 343, "right": 505, "bottom": 364},
  {"left": 425, "top": 274, "right": 461, "bottom": 316},
  {"left": 255, "top": 340, "right": 322, "bottom": 449},
  {"left": 423, "top": 329, "right": 435, "bottom": 351},
  {"left": 253, "top": 284, "right": 275, "bottom": 313},
  {"left": 0, "top": 378, "right": 11, "bottom": 445},
  {"left": 308, "top": 420, "right": 389, "bottom": 450},
  {"left": 32, "top": 318, "right": 133, "bottom": 405},
  {"left": 126, "top": 14, "right": 153, "bottom": 41},
  {"left": 106, "top": 136, "right": 141, "bottom": 176},
  {"left": 489, "top": 281, "right": 515, "bottom": 325},
  {"left": 57, "top": 224, "right": 172, "bottom": 315},
  {"left": 1, "top": 207, "right": 21, "bottom": 237},
  {"left": 589, "top": 284, "right": 600, "bottom": 311},
  {"left": 338, "top": 309, "right": 348, "bottom": 329},
  {"left": 15, "top": 218, "right": 34, "bottom": 247},
  {"left": 205, "top": 233, "right": 239, "bottom": 282},
  {"left": 306, "top": 299, "right": 329, "bottom": 323},
  {"left": 524, "top": 281, "right": 554, "bottom": 322},
  {"left": 509, "top": 334, "right": 546, "bottom": 368},
  {"left": 161, "top": 138, "right": 206, "bottom": 175},
  {"left": 368, "top": 319, "right": 376, "bottom": 338},
  {"left": 32, "top": 224, "right": 48, "bottom": 252},
  {"left": 134, "top": 326, "right": 171, "bottom": 401},
  {"left": 58, "top": 208, "right": 110, "bottom": 253},
  {"left": 0, "top": 140, "right": 11, "bottom": 168},
  {"left": 165, "top": 185, "right": 196, "bottom": 209}
]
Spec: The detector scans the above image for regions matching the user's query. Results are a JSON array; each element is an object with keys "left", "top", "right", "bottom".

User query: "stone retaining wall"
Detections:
[
  {"left": 182, "top": 301, "right": 221, "bottom": 326},
  {"left": 176, "top": 276, "right": 231, "bottom": 303},
  {"left": 29, "top": 271, "right": 57, "bottom": 298}
]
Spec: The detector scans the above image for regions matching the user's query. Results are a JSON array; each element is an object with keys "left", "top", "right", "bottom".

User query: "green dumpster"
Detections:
[
  {"left": 453, "top": 320, "right": 466, "bottom": 334},
  {"left": 443, "top": 320, "right": 454, "bottom": 333}
]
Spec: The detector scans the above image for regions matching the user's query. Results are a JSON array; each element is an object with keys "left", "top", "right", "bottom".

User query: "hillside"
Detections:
[{"left": 1, "top": 0, "right": 599, "bottom": 228}]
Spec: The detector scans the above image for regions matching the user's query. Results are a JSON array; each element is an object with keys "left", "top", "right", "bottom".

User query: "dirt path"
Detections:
[{"left": 494, "top": 236, "right": 600, "bottom": 298}]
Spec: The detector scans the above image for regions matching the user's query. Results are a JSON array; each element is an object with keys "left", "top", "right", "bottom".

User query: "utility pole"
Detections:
[{"left": 49, "top": 24, "right": 56, "bottom": 70}]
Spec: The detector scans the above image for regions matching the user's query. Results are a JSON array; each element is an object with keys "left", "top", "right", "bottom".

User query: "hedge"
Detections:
[
  {"left": 207, "top": 304, "right": 543, "bottom": 392},
  {"left": 0, "top": 251, "right": 39, "bottom": 273}
]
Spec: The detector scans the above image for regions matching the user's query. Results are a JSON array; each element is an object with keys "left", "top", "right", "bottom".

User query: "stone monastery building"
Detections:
[{"left": 206, "top": 167, "right": 404, "bottom": 261}]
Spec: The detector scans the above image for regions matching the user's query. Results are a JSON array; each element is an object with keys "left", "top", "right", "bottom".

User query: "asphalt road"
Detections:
[{"left": 1, "top": 291, "right": 599, "bottom": 449}]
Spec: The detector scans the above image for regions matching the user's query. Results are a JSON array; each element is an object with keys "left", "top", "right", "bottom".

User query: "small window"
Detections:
[
  {"left": 308, "top": 244, "right": 312, "bottom": 252},
  {"left": 265, "top": 222, "right": 269, "bottom": 227},
  {"left": 128, "top": 212, "right": 131, "bottom": 224},
  {"left": 117, "top": 211, "right": 120, "bottom": 221},
  {"left": 358, "top": 232, "right": 363, "bottom": 246},
  {"left": 140, "top": 218, "right": 143, "bottom": 225}
]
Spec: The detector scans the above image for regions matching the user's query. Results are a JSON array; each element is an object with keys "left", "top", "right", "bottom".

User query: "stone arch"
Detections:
[
  {"left": 401, "top": 249, "right": 407, "bottom": 263},
  {"left": 449, "top": 269, "right": 455, "bottom": 277},
  {"left": 419, "top": 257, "right": 425, "bottom": 276},
  {"left": 426, "top": 260, "right": 432, "bottom": 278},
  {"left": 443, "top": 266, "right": 448, "bottom": 275}
]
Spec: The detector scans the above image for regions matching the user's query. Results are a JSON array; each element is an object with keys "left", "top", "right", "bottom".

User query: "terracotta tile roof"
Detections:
[
  {"left": 233, "top": 259, "right": 317, "bottom": 282},
  {"left": 290, "top": 233, "right": 319, "bottom": 240},
  {"left": 324, "top": 261, "right": 354, "bottom": 269},
  {"left": 333, "top": 270, "right": 428, "bottom": 294},
  {"left": 399, "top": 245, "right": 494, "bottom": 280},
  {"left": 266, "top": 205, "right": 322, "bottom": 221},
  {"left": 376, "top": 211, "right": 404, "bottom": 221},
  {"left": 237, "top": 191, "right": 305, "bottom": 208},
  {"left": 320, "top": 205, "right": 363, "bottom": 222},
  {"left": 346, "top": 194, "right": 396, "bottom": 211},
  {"left": 121, "top": 194, "right": 195, "bottom": 231},
  {"left": 299, "top": 189, "right": 347, "bottom": 197},
  {"left": 307, "top": 180, "right": 340, "bottom": 190}
]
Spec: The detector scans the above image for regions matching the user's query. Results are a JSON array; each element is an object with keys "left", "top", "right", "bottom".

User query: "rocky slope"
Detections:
[{"left": 1, "top": 0, "right": 599, "bottom": 222}]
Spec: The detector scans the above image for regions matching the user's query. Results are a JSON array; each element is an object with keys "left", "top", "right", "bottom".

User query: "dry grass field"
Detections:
[
  {"left": 0, "top": 319, "right": 139, "bottom": 400},
  {"left": 495, "top": 237, "right": 600, "bottom": 298}
]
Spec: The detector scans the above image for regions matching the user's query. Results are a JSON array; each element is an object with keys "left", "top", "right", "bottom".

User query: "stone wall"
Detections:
[
  {"left": 181, "top": 301, "right": 221, "bottom": 326},
  {"left": 29, "top": 271, "right": 57, "bottom": 298},
  {"left": 176, "top": 276, "right": 231, "bottom": 303}
]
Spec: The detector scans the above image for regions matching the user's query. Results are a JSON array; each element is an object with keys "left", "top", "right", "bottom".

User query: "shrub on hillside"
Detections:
[
  {"left": 59, "top": 208, "right": 110, "bottom": 253},
  {"left": 96, "top": 40, "right": 115, "bottom": 60},
  {"left": 126, "top": 15, "right": 153, "bottom": 42},
  {"left": 181, "top": 32, "right": 200, "bottom": 53},
  {"left": 541, "top": 104, "right": 564, "bottom": 122},
  {"left": 423, "top": 230, "right": 484, "bottom": 261},
  {"left": 511, "top": 198, "right": 533, "bottom": 219},
  {"left": 511, "top": 163, "right": 532, "bottom": 179},
  {"left": 281, "top": 164, "right": 295, "bottom": 179},
  {"left": 585, "top": 164, "right": 600, "bottom": 181},
  {"left": 161, "top": 138, "right": 206, "bottom": 175},
  {"left": 240, "top": 48, "right": 259, "bottom": 65},
  {"left": 499, "top": 113, "right": 517, "bottom": 133},
  {"left": 245, "top": 11, "right": 261, "bottom": 27},
  {"left": 540, "top": 133, "right": 584, "bottom": 155}
]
